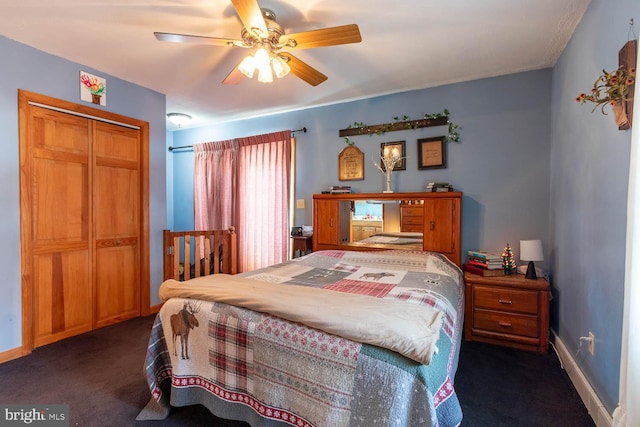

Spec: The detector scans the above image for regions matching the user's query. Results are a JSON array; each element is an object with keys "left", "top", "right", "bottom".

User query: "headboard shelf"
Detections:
[{"left": 312, "top": 192, "right": 461, "bottom": 265}]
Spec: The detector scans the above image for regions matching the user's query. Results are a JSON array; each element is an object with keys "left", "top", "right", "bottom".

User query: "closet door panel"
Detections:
[
  {"left": 94, "top": 244, "right": 139, "bottom": 326},
  {"left": 33, "top": 250, "right": 92, "bottom": 347},
  {"left": 93, "top": 122, "right": 140, "bottom": 327},
  {"left": 29, "top": 108, "right": 93, "bottom": 346}
]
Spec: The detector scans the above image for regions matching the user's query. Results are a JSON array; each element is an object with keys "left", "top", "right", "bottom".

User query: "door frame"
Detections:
[{"left": 18, "top": 89, "right": 150, "bottom": 354}]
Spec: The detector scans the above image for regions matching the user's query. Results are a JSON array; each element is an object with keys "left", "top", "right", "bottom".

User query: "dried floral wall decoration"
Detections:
[
  {"left": 576, "top": 66, "right": 635, "bottom": 114},
  {"left": 576, "top": 39, "right": 636, "bottom": 129}
]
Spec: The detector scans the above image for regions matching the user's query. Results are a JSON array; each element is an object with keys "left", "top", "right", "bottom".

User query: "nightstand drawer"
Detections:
[
  {"left": 473, "top": 310, "right": 539, "bottom": 337},
  {"left": 474, "top": 285, "right": 538, "bottom": 314}
]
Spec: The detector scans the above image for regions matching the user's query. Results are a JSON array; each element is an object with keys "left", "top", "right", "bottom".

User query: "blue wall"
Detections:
[
  {"left": 170, "top": 69, "right": 552, "bottom": 263},
  {"left": 550, "top": 0, "right": 639, "bottom": 413},
  {"left": 0, "top": 36, "right": 168, "bottom": 353}
]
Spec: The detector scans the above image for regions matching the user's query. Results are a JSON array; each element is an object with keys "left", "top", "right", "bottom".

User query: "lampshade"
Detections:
[
  {"left": 166, "top": 113, "right": 192, "bottom": 127},
  {"left": 520, "top": 239, "right": 543, "bottom": 280},
  {"left": 253, "top": 48, "right": 273, "bottom": 83},
  {"left": 238, "top": 55, "right": 256, "bottom": 78},
  {"left": 271, "top": 55, "right": 291, "bottom": 79},
  {"left": 520, "top": 240, "right": 544, "bottom": 261}
]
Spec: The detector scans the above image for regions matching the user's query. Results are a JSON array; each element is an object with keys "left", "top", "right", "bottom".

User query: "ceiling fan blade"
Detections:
[
  {"left": 154, "top": 32, "right": 242, "bottom": 47},
  {"left": 282, "top": 53, "right": 328, "bottom": 86},
  {"left": 231, "top": 0, "right": 268, "bottom": 38},
  {"left": 279, "top": 24, "right": 362, "bottom": 50},
  {"left": 222, "top": 65, "right": 246, "bottom": 85}
]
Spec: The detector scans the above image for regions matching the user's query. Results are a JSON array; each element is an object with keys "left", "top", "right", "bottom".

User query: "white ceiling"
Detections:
[{"left": 0, "top": 0, "right": 590, "bottom": 130}]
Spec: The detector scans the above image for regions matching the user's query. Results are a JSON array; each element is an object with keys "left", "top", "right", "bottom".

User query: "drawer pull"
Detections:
[
  {"left": 429, "top": 221, "right": 435, "bottom": 231},
  {"left": 498, "top": 322, "right": 512, "bottom": 328},
  {"left": 498, "top": 299, "right": 512, "bottom": 305}
]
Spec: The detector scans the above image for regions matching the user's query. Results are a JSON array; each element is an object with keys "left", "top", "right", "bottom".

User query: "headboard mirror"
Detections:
[{"left": 346, "top": 198, "right": 424, "bottom": 250}]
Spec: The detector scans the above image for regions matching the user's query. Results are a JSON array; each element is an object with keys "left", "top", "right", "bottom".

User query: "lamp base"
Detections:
[{"left": 525, "top": 261, "right": 537, "bottom": 280}]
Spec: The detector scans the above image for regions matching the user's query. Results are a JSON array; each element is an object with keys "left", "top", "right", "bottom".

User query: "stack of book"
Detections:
[
  {"left": 330, "top": 185, "right": 351, "bottom": 194},
  {"left": 463, "top": 250, "right": 506, "bottom": 276},
  {"left": 426, "top": 182, "right": 453, "bottom": 192}
]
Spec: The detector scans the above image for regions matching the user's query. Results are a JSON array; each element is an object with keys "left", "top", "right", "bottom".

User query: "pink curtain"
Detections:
[
  {"left": 193, "top": 140, "right": 237, "bottom": 230},
  {"left": 237, "top": 131, "right": 292, "bottom": 271},
  {"left": 192, "top": 131, "right": 291, "bottom": 272}
]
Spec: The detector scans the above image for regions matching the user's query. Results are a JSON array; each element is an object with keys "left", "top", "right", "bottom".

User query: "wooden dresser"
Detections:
[
  {"left": 464, "top": 272, "right": 550, "bottom": 353},
  {"left": 400, "top": 202, "right": 424, "bottom": 232}
]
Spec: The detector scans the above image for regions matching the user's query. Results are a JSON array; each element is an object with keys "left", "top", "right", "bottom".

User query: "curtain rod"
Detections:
[{"left": 168, "top": 127, "right": 307, "bottom": 152}]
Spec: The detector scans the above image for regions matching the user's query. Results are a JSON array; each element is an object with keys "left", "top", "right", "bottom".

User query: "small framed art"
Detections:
[
  {"left": 338, "top": 145, "right": 365, "bottom": 181},
  {"left": 380, "top": 141, "right": 406, "bottom": 171},
  {"left": 417, "top": 136, "right": 446, "bottom": 169}
]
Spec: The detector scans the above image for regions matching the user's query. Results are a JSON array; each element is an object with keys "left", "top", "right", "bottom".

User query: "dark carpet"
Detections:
[{"left": 0, "top": 315, "right": 595, "bottom": 426}]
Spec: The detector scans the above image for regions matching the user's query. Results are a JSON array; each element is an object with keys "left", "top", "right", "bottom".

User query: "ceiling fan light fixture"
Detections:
[
  {"left": 258, "top": 66, "right": 273, "bottom": 83},
  {"left": 238, "top": 55, "right": 256, "bottom": 78},
  {"left": 254, "top": 48, "right": 273, "bottom": 82},
  {"left": 272, "top": 55, "right": 290, "bottom": 79},
  {"left": 166, "top": 112, "right": 192, "bottom": 127}
]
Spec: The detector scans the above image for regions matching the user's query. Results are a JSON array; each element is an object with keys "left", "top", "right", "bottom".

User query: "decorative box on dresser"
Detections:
[{"left": 464, "top": 272, "right": 550, "bottom": 353}]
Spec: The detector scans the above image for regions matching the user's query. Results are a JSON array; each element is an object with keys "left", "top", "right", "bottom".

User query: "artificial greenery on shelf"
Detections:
[{"left": 343, "top": 109, "right": 460, "bottom": 146}]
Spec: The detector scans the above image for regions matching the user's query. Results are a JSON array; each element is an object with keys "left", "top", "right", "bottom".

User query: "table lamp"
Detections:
[{"left": 520, "top": 240, "right": 543, "bottom": 280}]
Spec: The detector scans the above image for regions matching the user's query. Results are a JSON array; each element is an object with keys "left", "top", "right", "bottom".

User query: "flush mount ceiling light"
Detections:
[{"left": 166, "top": 113, "right": 192, "bottom": 127}]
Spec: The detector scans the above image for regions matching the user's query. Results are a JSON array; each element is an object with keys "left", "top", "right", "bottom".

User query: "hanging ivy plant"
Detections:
[{"left": 343, "top": 109, "right": 460, "bottom": 145}]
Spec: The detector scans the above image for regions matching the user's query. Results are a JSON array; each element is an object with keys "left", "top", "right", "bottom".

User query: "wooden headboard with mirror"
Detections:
[{"left": 312, "top": 192, "right": 462, "bottom": 266}]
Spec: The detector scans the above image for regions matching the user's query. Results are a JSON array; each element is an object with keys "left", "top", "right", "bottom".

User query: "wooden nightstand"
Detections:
[
  {"left": 291, "top": 235, "right": 313, "bottom": 258},
  {"left": 464, "top": 272, "right": 550, "bottom": 353}
]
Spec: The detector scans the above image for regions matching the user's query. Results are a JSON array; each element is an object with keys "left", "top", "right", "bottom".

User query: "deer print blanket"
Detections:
[
  {"left": 159, "top": 273, "right": 443, "bottom": 365},
  {"left": 139, "top": 250, "right": 465, "bottom": 427}
]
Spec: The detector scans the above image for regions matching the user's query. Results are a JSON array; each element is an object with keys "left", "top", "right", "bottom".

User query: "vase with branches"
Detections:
[{"left": 373, "top": 145, "right": 403, "bottom": 193}]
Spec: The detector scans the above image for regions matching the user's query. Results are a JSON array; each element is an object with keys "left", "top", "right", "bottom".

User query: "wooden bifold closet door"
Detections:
[{"left": 19, "top": 90, "right": 148, "bottom": 350}]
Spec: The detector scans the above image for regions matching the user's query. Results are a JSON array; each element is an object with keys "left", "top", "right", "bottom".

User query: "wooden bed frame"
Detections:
[{"left": 162, "top": 228, "right": 237, "bottom": 281}]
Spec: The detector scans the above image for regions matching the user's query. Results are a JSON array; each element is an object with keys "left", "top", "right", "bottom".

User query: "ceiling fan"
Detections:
[{"left": 154, "top": 0, "right": 361, "bottom": 86}]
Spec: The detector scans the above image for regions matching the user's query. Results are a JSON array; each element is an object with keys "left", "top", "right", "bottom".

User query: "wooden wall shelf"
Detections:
[{"left": 338, "top": 116, "right": 448, "bottom": 137}]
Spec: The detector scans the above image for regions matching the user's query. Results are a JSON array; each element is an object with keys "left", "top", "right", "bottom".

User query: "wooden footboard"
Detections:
[{"left": 163, "top": 227, "right": 237, "bottom": 281}]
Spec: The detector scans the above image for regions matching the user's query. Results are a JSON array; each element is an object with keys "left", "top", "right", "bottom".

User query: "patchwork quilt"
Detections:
[{"left": 139, "top": 250, "right": 465, "bottom": 427}]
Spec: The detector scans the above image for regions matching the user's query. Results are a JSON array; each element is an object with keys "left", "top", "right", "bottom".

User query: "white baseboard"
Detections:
[{"left": 552, "top": 333, "right": 613, "bottom": 427}]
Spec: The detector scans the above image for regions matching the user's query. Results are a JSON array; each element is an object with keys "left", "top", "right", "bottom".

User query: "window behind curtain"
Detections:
[{"left": 193, "top": 130, "right": 292, "bottom": 272}]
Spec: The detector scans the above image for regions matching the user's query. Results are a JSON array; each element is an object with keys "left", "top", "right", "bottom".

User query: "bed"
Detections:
[
  {"left": 350, "top": 231, "right": 424, "bottom": 251},
  {"left": 139, "top": 230, "right": 464, "bottom": 427}
]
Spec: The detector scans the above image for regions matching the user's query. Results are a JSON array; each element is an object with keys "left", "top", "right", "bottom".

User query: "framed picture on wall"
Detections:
[
  {"left": 417, "top": 136, "right": 447, "bottom": 169},
  {"left": 338, "top": 145, "right": 365, "bottom": 181},
  {"left": 380, "top": 141, "right": 406, "bottom": 171}
]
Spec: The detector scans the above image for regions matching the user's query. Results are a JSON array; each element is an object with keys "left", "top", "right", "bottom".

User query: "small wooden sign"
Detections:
[
  {"left": 619, "top": 39, "right": 637, "bottom": 129},
  {"left": 338, "top": 146, "right": 364, "bottom": 181}
]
